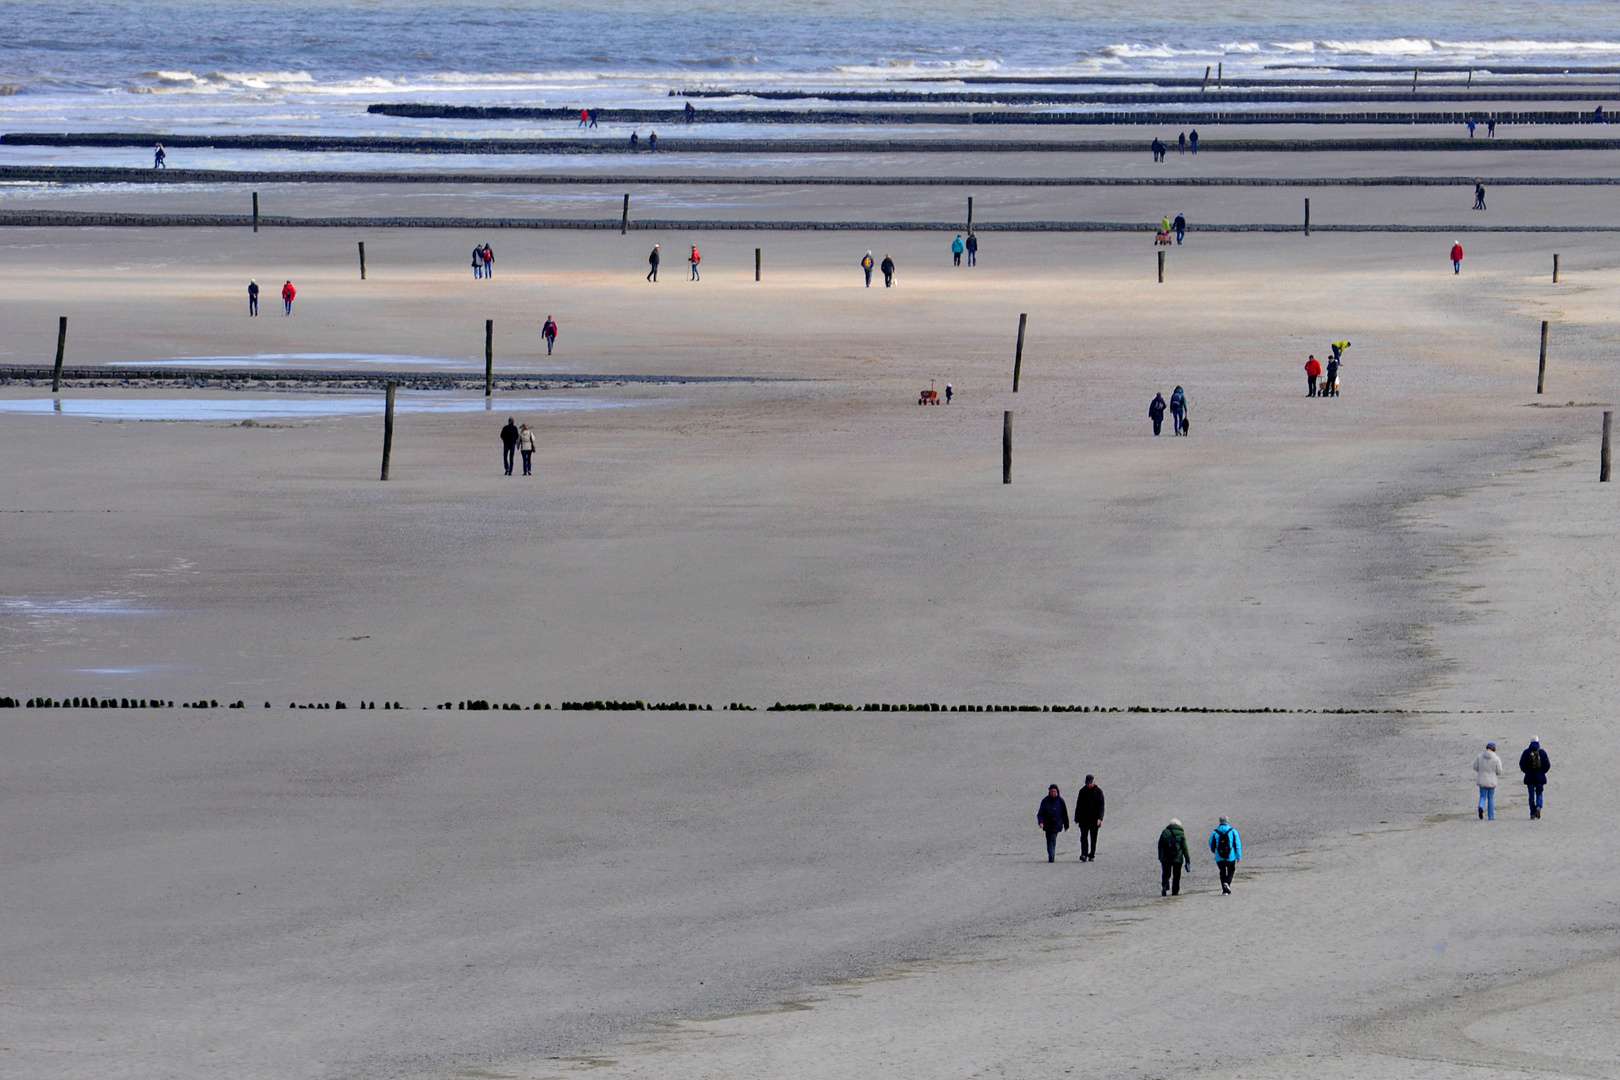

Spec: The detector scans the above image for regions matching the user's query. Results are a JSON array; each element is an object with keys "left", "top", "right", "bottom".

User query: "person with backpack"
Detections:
[
  {"left": 1149, "top": 392, "right": 1167, "bottom": 435},
  {"left": 1169, "top": 386, "right": 1187, "bottom": 435},
  {"left": 880, "top": 253, "right": 896, "bottom": 288},
  {"left": 951, "top": 235, "right": 965, "bottom": 266},
  {"left": 688, "top": 244, "right": 700, "bottom": 281},
  {"left": 517, "top": 423, "right": 536, "bottom": 476},
  {"left": 499, "top": 417, "right": 520, "bottom": 476},
  {"left": 1473, "top": 741, "right": 1503, "bottom": 820},
  {"left": 280, "top": 280, "right": 296, "bottom": 315},
  {"left": 482, "top": 244, "right": 493, "bottom": 278},
  {"left": 1305, "top": 354, "right": 1321, "bottom": 397},
  {"left": 1158, "top": 819, "right": 1191, "bottom": 896},
  {"left": 1520, "top": 736, "right": 1550, "bottom": 819},
  {"left": 1037, "top": 784, "right": 1069, "bottom": 863},
  {"left": 472, "top": 245, "right": 484, "bottom": 279},
  {"left": 542, "top": 315, "right": 558, "bottom": 355},
  {"left": 247, "top": 279, "right": 259, "bottom": 317},
  {"left": 1208, "top": 816, "right": 1242, "bottom": 894},
  {"left": 861, "top": 251, "right": 875, "bottom": 287},
  {"left": 965, "top": 233, "right": 977, "bottom": 266},
  {"left": 1074, "top": 775, "right": 1104, "bottom": 861},
  {"left": 647, "top": 244, "right": 660, "bottom": 282}
]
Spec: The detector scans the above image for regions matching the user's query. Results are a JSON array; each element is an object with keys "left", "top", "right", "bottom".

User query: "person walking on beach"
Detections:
[
  {"left": 1488, "top": 116, "right": 1497, "bottom": 137},
  {"left": 543, "top": 315, "right": 558, "bottom": 355},
  {"left": 472, "top": 245, "right": 484, "bottom": 279},
  {"left": 649, "top": 131, "right": 658, "bottom": 150},
  {"left": 685, "top": 101, "right": 695, "bottom": 124},
  {"left": 589, "top": 109, "right": 598, "bottom": 128},
  {"left": 1178, "top": 131, "right": 1186, "bottom": 154},
  {"left": 1305, "top": 354, "right": 1321, "bottom": 397},
  {"left": 688, "top": 244, "right": 700, "bottom": 280},
  {"left": 1037, "top": 784, "right": 1069, "bottom": 863},
  {"left": 1169, "top": 386, "right": 1187, "bottom": 435},
  {"left": 1174, "top": 213, "right": 1186, "bottom": 245},
  {"left": 1208, "top": 816, "right": 1242, "bottom": 894},
  {"left": 880, "top": 253, "right": 896, "bottom": 288},
  {"left": 482, "top": 244, "right": 493, "bottom": 278},
  {"left": 1451, "top": 241, "right": 1464, "bottom": 274},
  {"left": 281, "top": 280, "right": 295, "bottom": 315},
  {"left": 1151, "top": 137, "right": 1165, "bottom": 162},
  {"left": 1074, "top": 775, "right": 1104, "bottom": 861},
  {"left": 1474, "top": 181, "right": 1487, "bottom": 210},
  {"left": 1158, "top": 819, "right": 1192, "bottom": 896},
  {"left": 153, "top": 142, "right": 166, "bottom": 169},
  {"left": 861, "top": 251, "right": 875, "bottom": 287},
  {"left": 1189, "top": 129, "right": 1199, "bottom": 153},
  {"left": 500, "top": 417, "right": 520, "bottom": 476},
  {"left": 1149, "top": 391, "right": 1167, "bottom": 435},
  {"left": 1324, "top": 355, "right": 1340, "bottom": 398},
  {"left": 966, "top": 232, "right": 977, "bottom": 266},
  {"left": 247, "top": 279, "right": 259, "bottom": 317},
  {"left": 944, "top": 382, "right": 953, "bottom": 403},
  {"left": 1467, "top": 118, "right": 1477, "bottom": 138},
  {"left": 578, "top": 108, "right": 589, "bottom": 127},
  {"left": 1520, "top": 736, "right": 1550, "bottom": 819},
  {"left": 1474, "top": 741, "right": 1503, "bottom": 820},
  {"left": 629, "top": 131, "right": 639, "bottom": 149},
  {"left": 517, "top": 423, "right": 536, "bottom": 476},
  {"left": 952, "top": 234, "right": 964, "bottom": 266},
  {"left": 647, "top": 244, "right": 660, "bottom": 282}
]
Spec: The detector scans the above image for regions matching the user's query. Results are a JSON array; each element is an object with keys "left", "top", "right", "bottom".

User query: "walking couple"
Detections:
[
  {"left": 1036, "top": 776, "right": 1105, "bottom": 862},
  {"left": 498, "top": 417, "right": 538, "bottom": 476},
  {"left": 1148, "top": 386, "right": 1189, "bottom": 435}
]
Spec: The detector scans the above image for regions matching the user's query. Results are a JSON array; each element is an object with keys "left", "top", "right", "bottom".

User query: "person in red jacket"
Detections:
[
  {"left": 281, "top": 280, "right": 296, "bottom": 315},
  {"left": 1451, "top": 241, "right": 1464, "bottom": 274},
  {"left": 1305, "top": 354, "right": 1322, "bottom": 397},
  {"left": 542, "top": 315, "right": 558, "bottom": 355},
  {"left": 688, "top": 244, "right": 700, "bottom": 281}
]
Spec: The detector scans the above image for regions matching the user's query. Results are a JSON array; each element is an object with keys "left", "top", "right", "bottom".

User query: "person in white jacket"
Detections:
[{"left": 1473, "top": 741, "right": 1503, "bottom": 820}]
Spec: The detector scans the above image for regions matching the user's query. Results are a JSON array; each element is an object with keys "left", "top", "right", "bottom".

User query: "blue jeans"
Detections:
[
  {"left": 1453, "top": 260, "right": 1461, "bottom": 273},
  {"left": 502, "top": 445, "right": 516, "bottom": 474},
  {"left": 1478, "top": 786, "right": 1495, "bottom": 819},
  {"left": 1045, "top": 829, "right": 1061, "bottom": 862},
  {"left": 1527, "top": 784, "right": 1544, "bottom": 813}
]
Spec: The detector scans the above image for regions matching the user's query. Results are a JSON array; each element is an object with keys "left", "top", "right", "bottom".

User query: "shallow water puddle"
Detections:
[{"left": 0, "top": 394, "right": 641, "bottom": 421}]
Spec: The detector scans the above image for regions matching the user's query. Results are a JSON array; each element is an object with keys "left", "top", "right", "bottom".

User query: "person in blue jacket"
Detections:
[
  {"left": 951, "top": 234, "right": 965, "bottom": 266},
  {"left": 1149, "top": 392, "right": 1167, "bottom": 435},
  {"left": 1037, "top": 784, "right": 1069, "bottom": 862},
  {"left": 1169, "top": 386, "right": 1188, "bottom": 436},
  {"left": 1520, "top": 736, "right": 1550, "bottom": 819},
  {"left": 1208, "top": 816, "right": 1243, "bottom": 894}
]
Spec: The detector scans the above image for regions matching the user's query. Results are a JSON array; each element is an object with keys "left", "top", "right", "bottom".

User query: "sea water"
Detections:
[{"left": 4, "top": 0, "right": 1619, "bottom": 143}]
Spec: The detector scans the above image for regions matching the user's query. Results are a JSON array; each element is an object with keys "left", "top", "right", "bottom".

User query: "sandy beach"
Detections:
[{"left": 3, "top": 131, "right": 1620, "bottom": 1079}]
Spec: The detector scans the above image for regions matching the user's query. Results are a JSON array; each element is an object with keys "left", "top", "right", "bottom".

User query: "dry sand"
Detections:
[{"left": 1, "top": 163, "right": 1619, "bottom": 1079}]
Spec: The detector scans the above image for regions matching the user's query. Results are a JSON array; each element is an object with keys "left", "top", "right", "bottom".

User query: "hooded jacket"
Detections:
[
  {"left": 1149, "top": 394, "right": 1166, "bottom": 419},
  {"left": 1169, "top": 387, "right": 1186, "bottom": 415},
  {"left": 1520, "top": 742, "right": 1549, "bottom": 785},
  {"left": 1158, "top": 822, "right": 1191, "bottom": 866},
  {"left": 1208, "top": 822, "right": 1242, "bottom": 861},
  {"left": 1473, "top": 749, "right": 1503, "bottom": 789},
  {"left": 1038, "top": 793, "right": 1069, "bottom": 833}
]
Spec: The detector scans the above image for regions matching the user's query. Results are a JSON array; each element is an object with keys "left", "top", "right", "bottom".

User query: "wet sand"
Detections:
[{"left": 1, "top": 169, "right": 1618, "bottom": 1079}]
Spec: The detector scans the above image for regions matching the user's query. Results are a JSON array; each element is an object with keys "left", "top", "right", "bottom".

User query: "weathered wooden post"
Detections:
[
  {"left": 1537, "top": 320, "right": 1548, "bottom": 394},
  {"left": 252, "top": 191, "right": 259, "bottom": 233},
  {"left": 381, "top": 381, "right": 396, "bottom": 481},
  {"left": 485, "top": 319, "right": 494, "bottom": 398},
  {"left": 1202, "top": 65, "right": 1210, "bottom": 91},
  {"left": 1413, "top": 67, "right": 1420, "bottom": 92},
  {"left": 967, "top": 196, "right": 974, "bottom": 234},
  {"left": 755, "top": 247, "right": 761, "bottom": 281},
  {"left": 1002, "top": 411, "right": 1013, "bottom": 485},
  {"left": 1217, "top": 62, "right": 1222, "bottom": 88},
  {"left": 1553, "top": 253, "right": 1560, "bottom": 282},
  {"left": 1158, "top": 249, "right": 1165, "bottom": 283},
  {"left": 621, "top": 194, "right": 630, "bottom": 235},
  {"left": 51, "top": 316, "right": 66, "bottom": 393},
  {"left": 358, "top": 241, "right": 366, "bottom": 280},
  {"left": 1012, "top": 313, "right": 1027, "bottom": 392},
  {"left": 1603, "top": 411, "right": 1612, "bottom": 483},
  {"left": 1304, "top": 198, "right": 1310, "bottom": 236}
]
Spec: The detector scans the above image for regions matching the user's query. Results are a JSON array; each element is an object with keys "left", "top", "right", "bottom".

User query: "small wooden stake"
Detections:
[
  {"left": 381, "top": 381, "right": 396, "bottom": 481},
  {"left": 1158, "top": 249, "right": 1165, "bottom": 283},
  {"left": 1304, "top": 197, "right": 1310, "bottom": 236},
  {"left": 1002, "top": 411, "right": 1013, "bottom": 485},
  {"left": 621, "top": 193, "right": 630, "bottom": 235},
  {"left": 485, "top": 319, "right": 494, "bottom": 398},
  {"left": 755, "top": 247, "right": 761, "bottom": 281},
  {"left": 358, "top": 241, "right": 366, "bottom": 280},
  {"left": 1553, "top": 253, "right": 1560, "bottom": 282},
  {"left": 252, "top": 191, "right": 259, "bottom": 233},
  {"left": 1012, "top": 312, "right": 1027, "bottom": 392},
  {"left": 51, "top": 315, "right": 67, "bottom": 393},
  {"left": 1603, "top": 411, "right": 1612, "bottom": 482},
  {"left": 967, "top": 196, "right": 974, "bottom": 234},
  {"left": 1537, "top": 320, "right": 1548, "bottom": 394},
  {"left": 1413, "top": 67, "right": 1420, "bottom": 92}
]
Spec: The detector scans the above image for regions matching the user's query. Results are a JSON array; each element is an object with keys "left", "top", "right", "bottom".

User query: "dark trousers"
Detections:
[
  {"left": 1175, "top": 227, "right": 1185, "bottom": 244},
  {"left": 283, "top": 300, "right": 292, "bottom": 315},
  {"left": 1527, "top": 783, "right": 1544, "bottom": 814},
  {"left": 1161, "top": 861, "right": 1182, "bottom": 895},
  {"left": 1170, "top": 409, "right": 1183, "bottom": 434},
  {"left": 1045, "top": 829, "right": 1061, "bottom": 862},
  {"left": 967, "top": 250, "right": 976, "bottom": 266},
  {"left": 864, "top": 268, "right": 872, "bottom": 286},
  {"left": 648, "top": 265, "right": 658, "bottom": 281},
  {"left": 520, "top": 449, "right": 532, "bottom": 475},
  {"left": 953, "top": 252, "right": 961, "bottom": 265},
  {"left": 883, "top": 272, "right": 893, "bottom": 287},
  {"left": 1217, "top": 860, "right": 1236, "bottom": 891},
  {"left": 545, "top": 334, "right": 555, "bottom": 354},
  {"left": 503, "top": 445, "right": 516, "bottom": 474},
  {"left": 249, "top": 297, "right": 257, "bottom": 316},
  {"left": 1307, "top": 374, "right": 1317, "bottom": 396},
  {"left": 1078, "top": 824, "right": 1099, "bottom": 859},
  {"left": 1152, "top": 416, "right": 1163, "bottom": 435}
]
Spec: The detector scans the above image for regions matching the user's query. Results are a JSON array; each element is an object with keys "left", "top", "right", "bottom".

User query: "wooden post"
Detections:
[
  {"left": 1553, "top": 253, "right": 1560, "bottom": 282},
  {"left": 1202, "top": 65, "right": 1210, "bottom": 91},
  {"left": 357, "top": 241, "right": 366, "bottom": 280},
  {"left": 1012, "top": 312, "right": 1027, "bottom": 392},
  {"left": 252, "top": 191, "right": 259, "bottom": 233},
  {"left": 51, "top": 316, "right": 66, "bottom": 393},
  {"left": 755, "top": 247, "right": 761, "bottom": 281},
  {"left": 1603, "top": 411, "right": 1613, "bottom": 482},
  {"left": 621, "top": 193, "right": 630, "bottom": 235},
  {"left": 1158, "top": 249, "right": 1165, "bottom": 283},
  {"left": 485, "top": 319, "right": 494, "bottom": 397},
  {"left": 1304, "top": 197, "right": 1310, "bottom": 236},
  {"left": 1002, "top": 411, "right": 1013, "bottom": 485},
  {"left": 1413, "top": 67, "right": 1419, "bottom": 92},
  {"left": 381, "top": 381, "right": 396, "bottom": 481},
  {"left": 967, "top": 196, "right": 974, "bottom": 234},
  {"left": 1217, "top": 62, "right": 1222, "bottom": 88},
  {"left": 1468, "top": 68, "right": 1474, "bottom": 88},
  {"left": 1537, "top": 320, "right": 1548, "bottom": 394}
]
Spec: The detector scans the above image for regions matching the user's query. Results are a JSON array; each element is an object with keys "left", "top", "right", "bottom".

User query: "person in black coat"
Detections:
[
  {"left": 500, "top": 417, "right": 520, "bottom": 475},
  {"left": 1073, "top": 775, "right": 1105, "bottom": 861},
  {"left": 1520, "top": 736, "right": 1550, "bottom": 818},
  {"left": 880, "top": 254, "right": 896, "bottom": 287},
  {"left": 1037, "top": 785, "right": 1069, "bottom": 862},
  {"left": 1149, "top": 392, "right": 1167, "bottom": 435}
]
